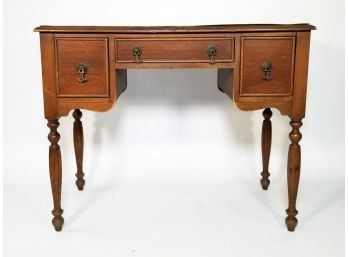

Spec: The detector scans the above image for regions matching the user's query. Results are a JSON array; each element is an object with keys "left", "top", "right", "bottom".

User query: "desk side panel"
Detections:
[
  {"left": 291, "top": 32, "right": 311, "bottom": 119},
  {"left": 40, "top": 33, "right": 58, "bottom": 119}
]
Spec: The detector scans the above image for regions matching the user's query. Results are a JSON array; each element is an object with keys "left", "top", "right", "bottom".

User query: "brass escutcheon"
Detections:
[
  {"left": 76, "top": 63, "right": 88, "bottom": 84},
  {"left": 207, "top": 46, "right": 217, "bottom": 64},
  {"left": 132, "top": 46, "right": 142, "bottom": 64},
  {"left": 261, "top": 61, "right": 273, "bottom": 81}
]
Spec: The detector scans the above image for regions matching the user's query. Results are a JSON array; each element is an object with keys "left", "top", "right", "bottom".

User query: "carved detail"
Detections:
[
  {"left": 285, "top": 119, "right": 302, "bottom": 231},
  {"left": 73, "top": 109, "right": 85, "bottom": 190},
  {"left": 47, "top": 119, "right": 64, "bottom": 231},
  {"left": 260, "top": 108, "right": 272, "bottom": 190}
]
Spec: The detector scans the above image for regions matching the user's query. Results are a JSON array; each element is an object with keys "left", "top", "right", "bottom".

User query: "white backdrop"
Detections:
[{"left": 4, "top": 0, "right": 345, "bottom": 257}]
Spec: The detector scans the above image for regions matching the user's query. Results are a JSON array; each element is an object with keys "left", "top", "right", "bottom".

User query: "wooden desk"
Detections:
[{"left": 34, "top": 24, "right": 316, "bottom": 232}]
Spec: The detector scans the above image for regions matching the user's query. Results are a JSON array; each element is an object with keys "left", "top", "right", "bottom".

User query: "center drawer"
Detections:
[{"left": 115, "top": 38, "right": 235, "bottom": 64}]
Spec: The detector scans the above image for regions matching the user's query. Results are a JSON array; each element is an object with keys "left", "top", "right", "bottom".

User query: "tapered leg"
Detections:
[
  {"left": 260, "top": 108, "right": 272, "bottom": 190},
  {"left": 285, "top": 119, "right": 302, "bottom": 231},
  {"left": 47, "top": 119, "right": 64, "bottom": 231},
  {"left": 73, "top": 109, "right": 85, "bottom": 190}
]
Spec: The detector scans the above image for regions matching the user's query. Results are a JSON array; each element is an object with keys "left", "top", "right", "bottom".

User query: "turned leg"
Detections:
[
  {"left": 73, "top": 109, "right": 85, "bottom": 190},
  {"left": 47, "top": 119, "right": 64, "bottom": 231},
  {"left": 285, "top": 119, "right": 302, "bottom": 231},
  {"left": 260, "top": 108, "right": 272, "bottom": 190}
]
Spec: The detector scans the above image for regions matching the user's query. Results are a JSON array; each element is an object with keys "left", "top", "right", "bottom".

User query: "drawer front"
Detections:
[
  {"left": 115, "top": 38, "right": 234, "bottom": 63},
  {"left": 56, "top": 38, "right": 109, "bottom": 97},
  {"left": 240, "top": 37, "right": 295, "bottom": 96}
]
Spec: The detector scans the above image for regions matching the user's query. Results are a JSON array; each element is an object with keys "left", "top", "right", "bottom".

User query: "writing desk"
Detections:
[{"left": 34, "top": 24, "right": 316, "bottom": 232}]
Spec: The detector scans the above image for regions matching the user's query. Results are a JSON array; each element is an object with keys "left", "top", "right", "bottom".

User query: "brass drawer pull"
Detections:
[
  {"left": 261, "top": 61, "right": 273, "bottom": 81},
  {"left": 207, "top": 46, "right": 217, "bottom": 64},
  {"left": 132, "top": 46, "right": 142, "bottom": 64},
  {"left": 76, "top": 63, "right": 88, "bottom": 84}
]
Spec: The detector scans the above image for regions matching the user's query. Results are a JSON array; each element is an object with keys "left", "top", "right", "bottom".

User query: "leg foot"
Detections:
[
  {"left": 75, "top": 177, "right": 85, "bottom": 191},
  {"left": 52, "top": 209, "right": 64, "bottom": 231},
  {"left": 260, "top": 108, "right": 272, "bottom": 190},
  {"left": 47, "top": 119, "right": 64, "bottom": 231},
  {"left": 285, "top": 210, "right": 298, "bottom": 231},
  {"left": 260, "top": 177, "right": 270, "bottom": 190},
  {"left": 285, "top": 118, "right": 302, "bottom": 232},
  {"left": 73, "top": 109, "right": 85, "bottom": 191}
]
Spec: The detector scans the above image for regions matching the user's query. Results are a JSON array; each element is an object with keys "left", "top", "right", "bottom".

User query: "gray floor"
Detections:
[
  {"left": 4, "top": 159, "right": 344, "bottom": 257},
  {"left": 4, "top": 93, "right": 344, "bottom": 256}
]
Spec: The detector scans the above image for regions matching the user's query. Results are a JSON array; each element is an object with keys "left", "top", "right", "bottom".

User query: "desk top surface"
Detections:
[{"left": 34, "top": 24, "right": 316, "bottom": 33}]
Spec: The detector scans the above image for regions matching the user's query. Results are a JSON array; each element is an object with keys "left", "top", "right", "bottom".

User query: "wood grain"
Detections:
[
  {"left": 34, "top": 24, "right": 316, "bottom": 33},
  {"left": 115, "top": 38, "right": 234, "bottom": 63},
  {"left": 56, "top": 38, "right": 109, "bottom": 97},
  {"left": 40, "top": 33, "right": 58, "bottom": 119},
  {"left": 240, "top": 37, "right": 295, "bottom": 96},
  {"left": 291, "top": 32, "right": 311, "bottom": 118}
]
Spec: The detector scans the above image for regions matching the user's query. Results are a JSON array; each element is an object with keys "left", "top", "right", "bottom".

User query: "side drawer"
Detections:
[
  {"left": 115, "top": 38, "right": 234, "bottom": 64},
  {"left": 240, "top": 37, "right": 295, "bottom": 96},
  {"left": 55, "top": 38, "right": 109, "bottom": 97}
]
